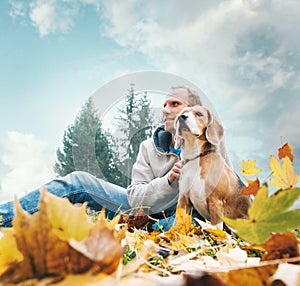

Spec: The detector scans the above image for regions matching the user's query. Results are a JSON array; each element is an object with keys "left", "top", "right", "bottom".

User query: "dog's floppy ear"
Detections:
[{"left": 205, "top": 109, "right": 224, "bottom": 145}]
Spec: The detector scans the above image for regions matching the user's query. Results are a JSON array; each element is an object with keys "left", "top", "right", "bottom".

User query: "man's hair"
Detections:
[{"left": 171, "top": 85, "right": 202, "bottom": 106}]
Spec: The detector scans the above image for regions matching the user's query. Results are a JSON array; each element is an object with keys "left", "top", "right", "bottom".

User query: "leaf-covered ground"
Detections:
[{"left": 0, "top": 142, "right": 299, "bottom": 285}]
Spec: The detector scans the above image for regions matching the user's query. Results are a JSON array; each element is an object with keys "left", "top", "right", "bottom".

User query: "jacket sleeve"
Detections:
[{"left": 127, "top": 140, "right": 179, "bottom": 214}]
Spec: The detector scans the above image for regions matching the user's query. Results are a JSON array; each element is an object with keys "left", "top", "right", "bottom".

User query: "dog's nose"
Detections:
[{"left": 178, "top": 114, "right": 188, "bottom": 121}]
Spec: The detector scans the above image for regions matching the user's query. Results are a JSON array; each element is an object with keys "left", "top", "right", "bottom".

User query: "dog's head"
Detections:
[{"left": 174, "top": 105, "right": 224, "bottom": 148}]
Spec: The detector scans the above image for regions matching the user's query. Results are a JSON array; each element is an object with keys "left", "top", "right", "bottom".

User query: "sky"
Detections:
[{"left": 0, "top": 0, "right": 299, "bottom": 204}]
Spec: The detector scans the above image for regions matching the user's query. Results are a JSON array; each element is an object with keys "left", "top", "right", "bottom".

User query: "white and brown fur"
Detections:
[{"left": 174, "top": 105, "right": 251, "bottom": 226}]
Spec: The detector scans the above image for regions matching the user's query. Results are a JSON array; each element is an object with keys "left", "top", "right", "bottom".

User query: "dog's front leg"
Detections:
[
  {"left": 207, "top": 198, "right": 223, "bottom": 226},
  {"left": 178, "top": 194, "right": 192, "bottom": 215}
]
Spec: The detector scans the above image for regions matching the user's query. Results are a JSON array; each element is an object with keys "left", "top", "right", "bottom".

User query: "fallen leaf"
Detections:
[
  {"left": 0, "top": 192, "right": 93, "bottom": 284},
  {"left": 0, "top": 228, "right": 23, "bottom": 275},
  {"left": 169, "top": 232, "right": 203, "bottom": 251},
  {"left": 241, "top": 178, "right": 260, "bottom": 196},
  {"left": 53, "top": 272, "right": 113, "bottom": 286},
  {"left": 121, "top": 240, "right": 157, "bottom": 275},
  {"left": 222, "top": 184, "right": 300, "bottom": 244},
  {"left": 173, "top": 206, "right": 193, "bottom": 235},
  {"left": 119, "top": 208, "right": 157, "bottom": 232},
  {"left": 69, "top": 217, "right": 124, "bottom": 274},
  {"left": 271, "top": 263, "right": 300, "bottom": 286},
  {"left": 278, "top": 142, "right": 294, "bottom": 162},
  {"left": 204, "top": 228, "right": 227, "bottom": 240},
  {"left": 216, "top": 245, "right": 249, "bottom": 267},
  {"left": 43, "top": 187, "right": 93, "bottom": 242},
  {"left": 261, "top": 232, "right": 300, "bottom": 261},
  {"left": 241, "top": 160, "right": 262, "bottom": 177},
  {"left": 270, "top": 155, "right": 299, "bottom": 190},
  {"left": 0, "top": 189, "right": 124, "bottom": 284},
  {"left": 183, "top": 272, "right": 227, "bottom": 286},
  {"left": 225, "top": 264, "right": 277, "bottom": 286},
  {"left": 169, "top": 254, "right": 218, "bottom": 274}
]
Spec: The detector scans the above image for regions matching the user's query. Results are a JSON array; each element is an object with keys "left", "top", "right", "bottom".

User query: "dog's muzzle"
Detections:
[
  {"left": 178, "top": 114, "right": 188, "bottom": 121},
  {"left": 177, "top": 114, "right": 189, "bottom": 132}
]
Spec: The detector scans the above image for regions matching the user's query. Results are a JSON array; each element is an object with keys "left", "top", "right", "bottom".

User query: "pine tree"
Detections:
[
  {"left": 113, "top": 84, "right": 154, "bottom": 186},
  {"left": 54, "top": 125, "right": 75, "bottom": 176},
  {"left": 54, "top": 98, "right": 115, "bottom": 182},
  {"left": 55, "top": 85, "right": 156, "bottom": 188}
]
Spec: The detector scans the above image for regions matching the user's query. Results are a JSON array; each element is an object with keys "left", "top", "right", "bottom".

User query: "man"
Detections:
[
  {"left": 128, "top": 86, "right": 201, "bottom": 216},
  {"left": 127, "top": 86, "right": 230, "bottom": 219},
  {"left": 0, "top": 86, "right": 230, "bottom": 227}
]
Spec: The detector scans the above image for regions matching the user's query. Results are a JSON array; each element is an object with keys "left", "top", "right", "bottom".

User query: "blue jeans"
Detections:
[
  {"left": 0, "top": 171, "right": 132, "bottom": 227},
  {"left": 0, "top": 171, "right": 179, "bottom": 229}
]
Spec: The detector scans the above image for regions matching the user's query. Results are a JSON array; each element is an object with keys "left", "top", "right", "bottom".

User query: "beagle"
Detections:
[{"left": 174, "top": 105, "right": 251, "bottom": 226}]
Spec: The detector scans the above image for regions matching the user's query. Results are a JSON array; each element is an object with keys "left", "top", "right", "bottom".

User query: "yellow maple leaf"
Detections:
[
  {"left": 43, "top": 187, "right": 93, "bottom": 242},
  {"left": 0, "top": 228, "right": 23, "bottom": 275},
  {"left": 173, "top": 206, "right": 193, "bottom": 235},
  {"left": 0, "top": 189, "right": 125, "bottom": 284},
  {"left": 222, "top": 184, "right": 300, "bottom": 245},
  {"left": 270, "top": 155, "right": 299, "bottom": 190},
  {"left": 241, "top": 160, "right": 261, "bottom": 176}
]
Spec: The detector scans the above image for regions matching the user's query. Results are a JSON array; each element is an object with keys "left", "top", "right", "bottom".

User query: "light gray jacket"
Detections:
[{"left": 127, "top": 126, "right": 231, "bottom": 215}]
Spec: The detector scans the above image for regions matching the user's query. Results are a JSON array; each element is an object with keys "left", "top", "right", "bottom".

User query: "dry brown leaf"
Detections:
[
  {"left": 183, "top": 272, "right": 227, "bottom": 286},
  {"left": 0, "top": 191, "right": 94, "bottom": 284},
  {"left": 119, "top": 208, "right": 157, "bottom": 232},
  {"left": 225, "top": 264, "right": 277, "bottom": 286},
  {"left": 261, "top": 232, "right": 300, "bottom": 261},
  {"left": 0, "top": 189, "right": 124, "bottom": 284},
  {"left": 69, "top": 218, "right": 124, "bottom": 274}
]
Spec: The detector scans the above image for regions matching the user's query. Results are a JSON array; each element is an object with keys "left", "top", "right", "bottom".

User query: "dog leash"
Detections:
[{"left": 182, "top": 150, "right": 216, "bottom": 165}]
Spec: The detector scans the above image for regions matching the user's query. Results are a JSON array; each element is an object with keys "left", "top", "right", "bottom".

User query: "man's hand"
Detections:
[{"left": 167, "top": 161, "right": 183, "bottom": 185}]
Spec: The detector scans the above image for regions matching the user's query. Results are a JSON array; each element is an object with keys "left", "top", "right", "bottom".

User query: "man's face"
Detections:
[{"left": 163, "top": 88, "right": 189, "bottom": 133}]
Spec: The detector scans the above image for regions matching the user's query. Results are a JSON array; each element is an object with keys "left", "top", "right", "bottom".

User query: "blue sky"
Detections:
[{"left": 0, "top": 0, "right": 299, "bottom": 203}]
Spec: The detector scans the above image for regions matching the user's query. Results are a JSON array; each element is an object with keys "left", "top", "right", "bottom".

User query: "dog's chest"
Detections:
[
  {"left": 180, "top": 160, "right": 202, "bottom": 191},
  {"left": 179, "top": 159, "right": 210, "bottom": 219}
]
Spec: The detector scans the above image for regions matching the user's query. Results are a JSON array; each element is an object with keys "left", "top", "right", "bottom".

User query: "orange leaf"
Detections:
[
  {"left": 261, "top": 232, "right": 300, "bottom": 261},
  {"left": 241, "top": 178, "right": 260, "bottom": 196},
  {"left": 278, "top": 142, "right": 294, "bottom": 162}
]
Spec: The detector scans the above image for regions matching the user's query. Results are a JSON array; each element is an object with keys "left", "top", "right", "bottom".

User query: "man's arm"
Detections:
[{"left": 127, "top": 140, "right": 179, "bottom": 215}]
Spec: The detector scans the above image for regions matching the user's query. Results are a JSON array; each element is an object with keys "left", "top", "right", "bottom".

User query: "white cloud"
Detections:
[
  {"left": 0, "top": 132, "right": 55, "bottom": 202},
  {"left": 9, "top": 0, "right": 26, "bottom": 19},
  {"left": 272, "top": 106, "right": 300, "bottom": 147},
  {"left": 97, "top": 0, "right": 300, "bottom": 174},
  {"left": 29, "top": 0, "right": 78, "bottom": 37},
  {"left": 6, "top": 0, "right": 300, "bottom": 177},
  {"left": 8, "top": 0, "right": 104, "bottom": 37}
]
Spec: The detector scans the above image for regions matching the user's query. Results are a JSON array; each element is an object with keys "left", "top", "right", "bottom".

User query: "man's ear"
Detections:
[{"left": 205, "top": 109, "right": 224, "bottom": 145}]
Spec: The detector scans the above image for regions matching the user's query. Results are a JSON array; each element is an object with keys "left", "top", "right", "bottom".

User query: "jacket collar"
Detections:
[{"left": 153, "top": 126, "right": 173, "bottom": 153}]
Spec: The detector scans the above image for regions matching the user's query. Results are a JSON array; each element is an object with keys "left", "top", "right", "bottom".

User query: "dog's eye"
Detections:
[{"left": 196, "top": 111, "right": 203, "bottom": 117}]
